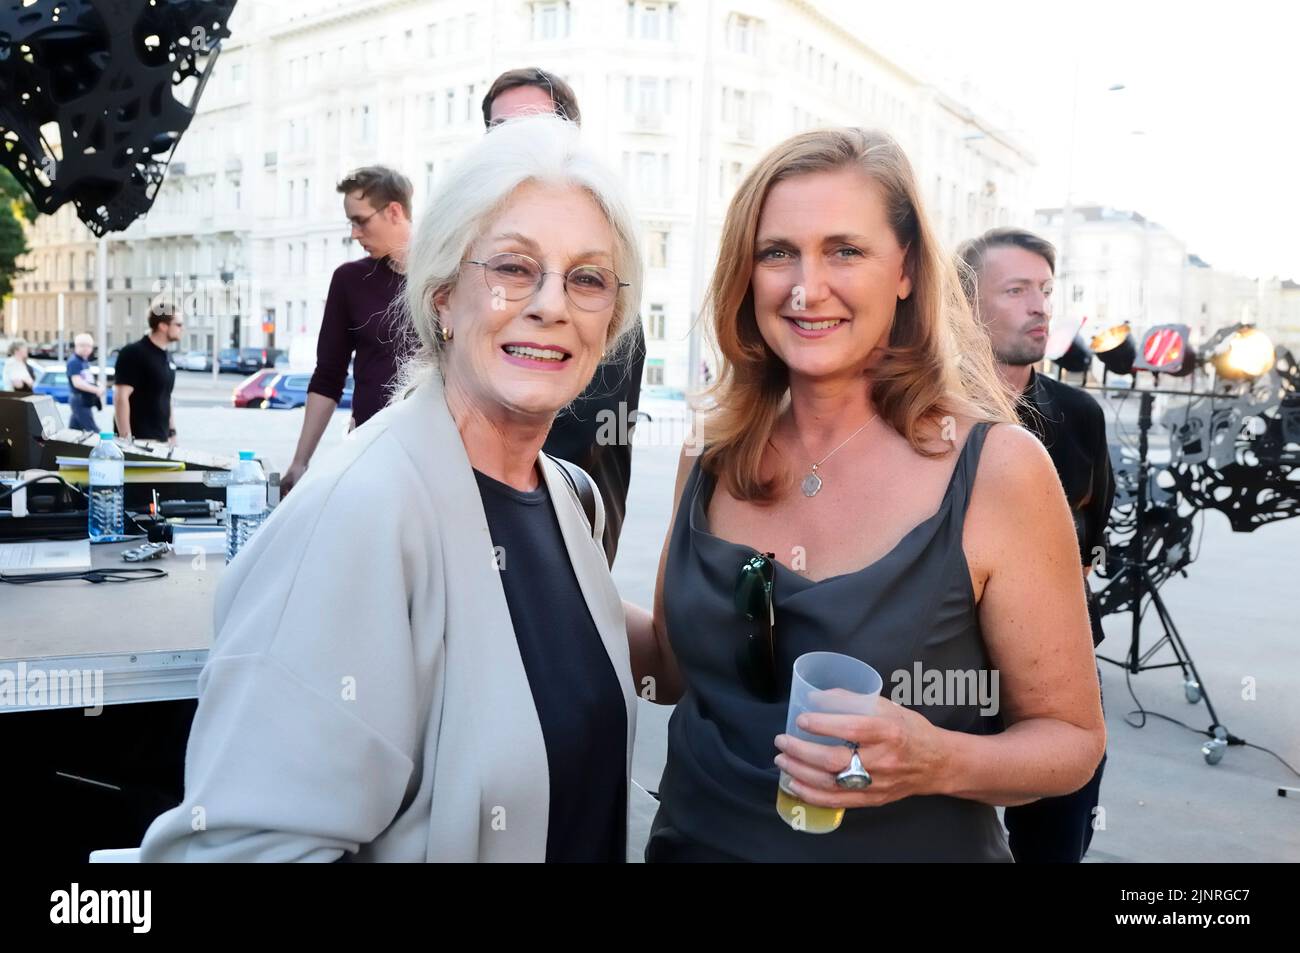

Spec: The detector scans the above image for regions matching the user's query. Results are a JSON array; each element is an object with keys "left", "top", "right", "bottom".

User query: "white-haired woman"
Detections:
[
  {"left": 2, "top": 339, "right": 36, "bottom": 393},
  {"left": 140, "top": 116, "right": 644, "bottom": 862}
]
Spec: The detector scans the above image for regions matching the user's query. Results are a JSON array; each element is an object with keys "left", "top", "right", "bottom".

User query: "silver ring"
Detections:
[{"left": 835, "top": 744, "right": 872, "bottom": 790}]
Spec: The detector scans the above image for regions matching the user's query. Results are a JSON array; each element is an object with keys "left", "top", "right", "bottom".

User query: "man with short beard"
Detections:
[{"left": 960, "top": 227, "right": 1115, "bottom": 864}]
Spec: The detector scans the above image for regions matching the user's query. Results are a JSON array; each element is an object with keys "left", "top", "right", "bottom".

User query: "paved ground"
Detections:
[{"left": 57, "top": 376, "right": 1300, "bottom": 861}]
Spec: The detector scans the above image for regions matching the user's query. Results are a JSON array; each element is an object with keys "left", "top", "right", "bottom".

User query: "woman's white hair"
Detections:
[{"left": 394, "top": 114, "right": 643, "bottom": 398}]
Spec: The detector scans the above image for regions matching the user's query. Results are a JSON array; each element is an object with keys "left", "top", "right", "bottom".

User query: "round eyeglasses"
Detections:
[{"left": 463, "top": 252, "right": 628, "bottom": 312}]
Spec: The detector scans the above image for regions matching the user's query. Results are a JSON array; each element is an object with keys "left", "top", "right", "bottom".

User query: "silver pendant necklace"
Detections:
[{"left": 800, "top": 414, "right": 879, "bottom": 497}]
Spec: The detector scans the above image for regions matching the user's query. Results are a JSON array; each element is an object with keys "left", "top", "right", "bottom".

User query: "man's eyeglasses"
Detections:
[
  {"left": 345, "top": 207, "right": 382, "bottom": 231},
  {"left": 463, "top": 252, "right": 628, "bottom": 312},
  {"left": 735, "top": 552, "right": 778, "bottom": 701}
]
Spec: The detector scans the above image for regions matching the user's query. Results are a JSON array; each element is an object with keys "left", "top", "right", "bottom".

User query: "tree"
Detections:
[{"left": 0, "top": 168, "right": 37, "bottom": 302}]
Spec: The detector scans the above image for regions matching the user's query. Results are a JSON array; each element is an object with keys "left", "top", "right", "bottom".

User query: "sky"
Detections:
[{"left": 820, "top": 0, "right": 1300, "bottom": 281}]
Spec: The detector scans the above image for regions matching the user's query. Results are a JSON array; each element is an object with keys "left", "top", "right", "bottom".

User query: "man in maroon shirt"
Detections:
[{"left": 282, "top": 166, "right": 413, "bottom": 495}]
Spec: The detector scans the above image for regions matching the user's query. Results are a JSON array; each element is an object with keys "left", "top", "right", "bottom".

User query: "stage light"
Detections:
[
  {"left": 1091, "top": 323, "right": 1137, "bottom": 375},
  {"left": 1052, "top": 333, "right": 1093, "bottom": 373},
  {"left": 1134, "top": 323, "right": 1196, "bottom": 377},
  {"left": 1210, "top": 327, "right": 1275, "bottom": 381}
]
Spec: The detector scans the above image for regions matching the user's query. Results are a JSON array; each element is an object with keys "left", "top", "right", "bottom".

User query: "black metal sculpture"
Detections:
[
  {"left": 1080, "top": 343, "right": 1299, "bottom": 763},
  {"left": 0, "top": 0, "right": 236, "bottom": 235},
  {"left": 1095, "top": 344, "right": 1300, "bottom": 606}
]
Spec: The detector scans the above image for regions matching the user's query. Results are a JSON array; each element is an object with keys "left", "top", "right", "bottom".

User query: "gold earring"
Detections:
[{"left": 438, "top": 326, "right": 453, "bottom": 343}]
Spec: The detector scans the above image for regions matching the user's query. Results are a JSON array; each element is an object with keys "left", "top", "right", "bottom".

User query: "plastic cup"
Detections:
[{"left": 776, "top": 651, "right": 882, "bottom": 834}]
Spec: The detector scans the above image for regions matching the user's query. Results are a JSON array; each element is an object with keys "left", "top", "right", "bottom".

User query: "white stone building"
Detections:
[
  {"left": 11, "top": 0, "right": 1035, "bottom": 388},
  {"left": 1034, "top": 205, "right": 1298, "bottom": 352}
]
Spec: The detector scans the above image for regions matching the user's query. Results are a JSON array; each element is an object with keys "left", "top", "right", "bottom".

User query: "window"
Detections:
[
  {"left": 727, "top": 161, "right": 743, "bottom": 195},
  {"left": 424, "top": 161, "right": 435, "bottom": 202},
  {"left": 721, "top": 88, "right": 750, "bottom": 126},
  {"left": 630, "top": 152, "right": 669, "bottom": 200},
  {"left": 629, "top": 2, "right": 675, "bottom": 41},
  {"left": 727, "top": 14, "right": 759, "bottom": 54},
  {"left": 638, "top": 77, "right": 658, "bottom": 113},
  {"left": 647, "top": 303, "right": 666, "bottom": 339},
  {"left": 626, "top": 76, "right": 671, "bottom": 120},
  {"left": 445, "top": 89, "right": 455, "bottom": 125},
  {"left": 645, "top": 359, "right": 664, "bottom": 386},
  {"left": 426, "top": 24, "right": 438, "bottom": 56},
  {"left": 647, "top": 229, "right": 668, "bottom": 269},
  {"left": 532, "top": 1, "right": 570, "bottom": 40},
  {"left": 359, "top": 104, "right": 374, "bottom": 142},
  {"left": 465, "top": 84, "right": 475, "bottom": 122},
  {"left": 1072, "top": 285, "right": 1085, "bottom": 303}
]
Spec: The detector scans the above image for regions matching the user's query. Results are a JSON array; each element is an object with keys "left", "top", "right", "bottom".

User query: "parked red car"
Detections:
[{"left": 231, "top": 369, "right": 280, "bottom": 408}]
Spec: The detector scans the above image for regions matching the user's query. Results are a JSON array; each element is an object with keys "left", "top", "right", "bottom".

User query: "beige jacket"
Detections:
[{"left": 139, "top": 373, "right": 636, "bottom": 861}]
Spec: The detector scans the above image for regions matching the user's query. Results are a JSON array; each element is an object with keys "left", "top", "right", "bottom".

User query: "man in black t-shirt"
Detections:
[
  {"left": 960, "top": 227, "right": 1115, "bottom": 864},
  {"left": 114, "top": 303, "right": 181, "bottom": 444}
]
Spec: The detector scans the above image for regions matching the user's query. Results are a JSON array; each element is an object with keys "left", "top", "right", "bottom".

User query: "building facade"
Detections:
[{"left": 10, "top": 0, "right": 1035, "bottom": 388}]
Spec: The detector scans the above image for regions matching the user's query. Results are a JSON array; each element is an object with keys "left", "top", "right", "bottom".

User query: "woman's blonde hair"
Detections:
[
  {"left": 395, "top": 114, "right": 643, "bottom": 398},
  {"left": 699, "top": 127, "right": 1017, "bottom": 502}
]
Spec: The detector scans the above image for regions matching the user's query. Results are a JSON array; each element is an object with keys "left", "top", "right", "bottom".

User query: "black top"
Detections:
[
  {"left": 113, "top": 336, "right": 175, "bottom": 441},
  {"left": 543, "top": 321, "right": 646, "bottom": 567},
  {"left": 1016, "top": 369, "right": 1115, "bottom": 565},
  {"left": 65, "top": 354, "right": 96, "bottom": 408},
  {"left": 308, "top": 256, "right": 410, "bottom": 426},
  {"left": 473, "top": 468, "right": 628, "bottom": 863},
  {"left": 1017, "top": 370, "right": 1115, "bottom": 648},
  {"left": 651, "top": 425, "right": 1012, "bottom": 862}
]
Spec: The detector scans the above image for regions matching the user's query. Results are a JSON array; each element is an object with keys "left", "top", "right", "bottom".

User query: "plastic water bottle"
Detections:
[
  {"left": 88, "top": 432, "right": 125, "bottom": 541},
  {"left": 226, "top": 450, "right": 269, "bottom": 563}
]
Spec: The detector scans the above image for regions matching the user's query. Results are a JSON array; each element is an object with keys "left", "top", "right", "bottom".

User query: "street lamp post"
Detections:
[
  {"left": 686, "top": 0, "right": 716, "bottom": 394},
  {"left": 213, "top": 267, "right": 234, "bottom": 384}
]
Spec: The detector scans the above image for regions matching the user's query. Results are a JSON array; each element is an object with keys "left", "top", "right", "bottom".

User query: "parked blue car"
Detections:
[
  {"left": 33, "top": 367, "right": 114, "bottom": 405},
  {"left": 264, "top": 372, "right": 353, "bottom": 410}
]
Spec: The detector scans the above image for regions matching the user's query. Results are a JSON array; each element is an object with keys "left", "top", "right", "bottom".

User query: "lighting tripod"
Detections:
[{"left": 1083, "top": 382, "right": 1245, "bottom": 765}]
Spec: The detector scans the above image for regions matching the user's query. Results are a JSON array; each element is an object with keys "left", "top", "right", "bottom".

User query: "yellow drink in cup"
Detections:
[
  {"left": 776, "top": 652, "right": 882, "bottom": 834},
  {"left": 776, "top": 777, "right": 846, "bottom": 833}
]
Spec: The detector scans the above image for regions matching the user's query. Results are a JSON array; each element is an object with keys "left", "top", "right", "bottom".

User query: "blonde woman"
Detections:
[
  {"left": 2, "top": 339, "right": 36, "bottom": 393},
  {"left": 141, "top": 116, "right": 643, "bottom": 862},
  {"left": 626, "top": 129, "right": 1105, "bottom": 861}
]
